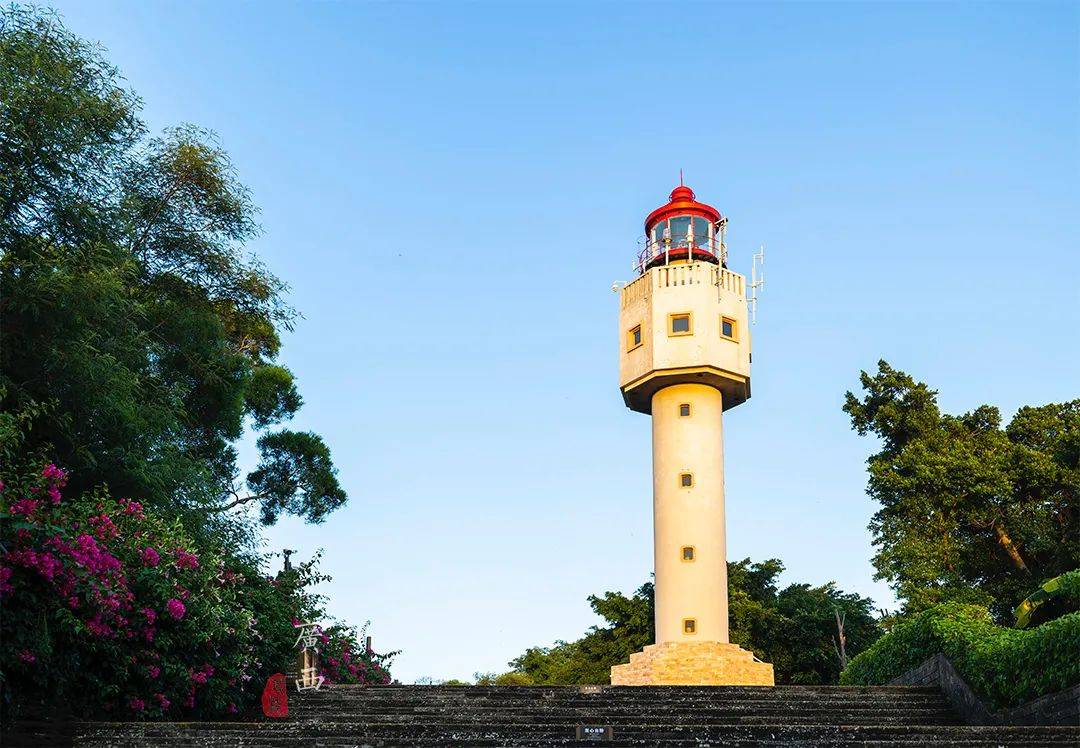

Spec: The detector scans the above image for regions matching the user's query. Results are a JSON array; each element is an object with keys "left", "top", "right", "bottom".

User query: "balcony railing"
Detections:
[{"left": 636, "top": 236, "right": 727, "bottom": 275}]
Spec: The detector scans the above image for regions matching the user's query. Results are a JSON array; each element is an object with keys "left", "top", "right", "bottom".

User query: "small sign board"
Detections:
[
  {"left": 578, "top": 685, "right": 605, "bottom": 695},
  {"left": 575, "top": 724, "right": 613, "bottom": 742}
]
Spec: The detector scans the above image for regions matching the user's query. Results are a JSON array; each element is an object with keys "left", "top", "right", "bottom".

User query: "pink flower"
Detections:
[
  {"left": 9, "top": 498, "right": 40, "bottom": 516},
  {"left": 87, "top": 615, "right": 113, "bottom": 638},
  {"left": 0, "top": 566, "right": 13, "bottom": 597},
  {"left": 129, "top": 697, "right": 145, "bottom": 713},
  {"left": 155, "top": 693, "right": 170, "bottom": 710},
  {"left": 227, "top": 703, "right": 238, "bottom": 714},
  {"left": 42, "top": 464, "right": 67, "bottom": 483},
  {"left": 18, "top": 649, "right": 36, "bottom": 665},
  {"left": 140, "top": 547, "right": 160, "bottom": 567},
  {"left": 147, "top": 665, "right": 161, "bottom": 679},
  {"left": 165, "top": 598, "right": 186, "bottom": 620},
  {"left": 90, "top": 514, "right": 118, "bottom": 541},
  {"left": 173, "top": 549, "right": 199, "bottom": 570},
  {"left": 141, "top": 607, "right": 157, "bottom": 625}
]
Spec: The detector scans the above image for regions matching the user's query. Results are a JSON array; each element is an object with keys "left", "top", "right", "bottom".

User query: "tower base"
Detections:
[{"left": 610, "top": 641, "right": 774, "bottom": 686}]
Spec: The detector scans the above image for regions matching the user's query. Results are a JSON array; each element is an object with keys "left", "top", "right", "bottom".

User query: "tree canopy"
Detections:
[
  {"left": 844, "top": 360, "right": 1080, "bottom": 621},
  {"left": 500, "top": 559, "right": 880, "bottom": 686},
  {"left": 0, "top": 6, "right": 345, "bottom": 526},
  {"left": 0, "top": 7, "right": 382, "bottom": 720}
]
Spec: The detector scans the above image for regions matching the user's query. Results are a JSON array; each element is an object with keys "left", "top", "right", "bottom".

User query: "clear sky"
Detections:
[{"left": 50, "top": 1, "right": 1078, "bottom": 683}]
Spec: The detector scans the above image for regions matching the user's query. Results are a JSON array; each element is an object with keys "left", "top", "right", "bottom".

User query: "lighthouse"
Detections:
[{"left": 610, "top": 184, "right": 774, "bottom": 686}]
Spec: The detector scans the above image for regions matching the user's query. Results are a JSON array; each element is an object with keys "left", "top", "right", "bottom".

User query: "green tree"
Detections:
[
  {"left": 844, "top": 360, "right": 1080, "bottom": 621},
  {"left": 505, "top": 561, "right": 879, "bottom": 685},
  {"left": 0, "top": 6, "right": 345, "bottom": 526}
]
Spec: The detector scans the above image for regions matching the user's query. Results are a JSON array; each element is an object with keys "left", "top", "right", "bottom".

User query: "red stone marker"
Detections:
[{"left": 262, "top": 673, "right": 288, "bottom": 718}]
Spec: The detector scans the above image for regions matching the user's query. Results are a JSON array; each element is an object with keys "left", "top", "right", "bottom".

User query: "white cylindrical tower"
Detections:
[
  {"left": 652, "top": 383, "right": 728, "bottom": 644},
  {"left": 610, "top": 183, "right": 773, "bottom": 686}
]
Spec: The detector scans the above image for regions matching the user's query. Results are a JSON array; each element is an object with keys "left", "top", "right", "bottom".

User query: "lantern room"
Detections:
[{"left": 638, "top": 184, "right": 728, "bottom": 274}]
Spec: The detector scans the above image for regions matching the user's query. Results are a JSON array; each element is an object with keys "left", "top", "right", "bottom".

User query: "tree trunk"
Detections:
[{"left": 993, "top": 523, "right": 1031, "bottom": 574}]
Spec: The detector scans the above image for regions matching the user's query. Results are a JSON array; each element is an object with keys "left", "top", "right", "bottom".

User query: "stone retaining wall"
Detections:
[{"left": 890, "top": 653, "right": 1079, "bottom": 726}]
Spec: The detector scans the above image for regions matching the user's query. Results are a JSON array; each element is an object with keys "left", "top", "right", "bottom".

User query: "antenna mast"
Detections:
[{"left": 749, "top": 244, "right": 765, "bottom": 323}]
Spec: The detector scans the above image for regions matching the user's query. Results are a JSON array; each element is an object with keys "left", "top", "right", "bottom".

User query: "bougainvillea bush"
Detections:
[
  {"left": 0, "top": 462, "right": 395, "bottom": 721},
  {"left": 313, "top": 624, "right": 395, "bottom": 687}
]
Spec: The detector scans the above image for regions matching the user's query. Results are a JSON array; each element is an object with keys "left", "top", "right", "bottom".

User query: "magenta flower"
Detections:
[
  {"left": 141, "top": 607, "right": 157, "bottom": 625},
  {"left": 165, "top": 598, "right": 186, "bottom": 620},
  {"left": 86, "top": 615, "right": 113, "bottom": 638},
  {"left": 227, "top": 702, "right": 238, "bottom": 714},
  {"left": 140, "top": 547, "right": 160, "bottom": 567},
  {"left": 42, "top": 464, "right": 66, "bottom": 482},
  {"left": 155, "top": 693, "right": 170, "bottom": 710},
  {"left": 90, "top": 514, "right": 118, "bottom": 541},
  {"left": 0, "top": 566, "right": 14, "bottom": 597},
  {"left": 147, "top": 665, "right": 161, "bottom": 679},
  {"left": 173, "top": 548, "right": 199, "bottom": 570},
  {"left": 129, "top": 697, "right": 145, "bottom": 713},
  {"left": 9, "top": 498, "right": 40, "bottom": 516},
  {"left": 18, "top": 649, "right": 36, "bottom": 665}
]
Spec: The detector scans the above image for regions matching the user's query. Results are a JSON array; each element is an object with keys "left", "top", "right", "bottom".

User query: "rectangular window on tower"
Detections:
[
  {"left": 720, "top": 316, "right": 738, "bottom": 341},
  {"left": 627, "top": 324, "right": 642, "bottom": 351},
  {"left": 679, "top": 473, "right": 693, "bottom": 488},
  {"left": 681, "top": 546, "right": 695, "bottom": 562},
  {"left": 679, "top": 403, "right": 691, "bottom": 417},
  {"left": 669, "top": 313, "right": 692, "bottom": 336},
  {"left": 683, "top": 618, "right": 697, "bottom": 634}
]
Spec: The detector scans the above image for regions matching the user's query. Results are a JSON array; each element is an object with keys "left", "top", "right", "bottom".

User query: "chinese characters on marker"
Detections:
[{"left": 293, "top": 621, "right": 326, "bottom": 691}]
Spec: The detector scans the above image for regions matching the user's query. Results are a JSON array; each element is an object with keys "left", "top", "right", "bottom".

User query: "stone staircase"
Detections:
[{"left": 57, "top": 684, "right": 1080, "bottom": 746}]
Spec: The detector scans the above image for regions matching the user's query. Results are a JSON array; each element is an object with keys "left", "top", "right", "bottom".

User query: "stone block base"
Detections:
[{"left": 610, "top": 641, "right": 775, "bottom": 686}]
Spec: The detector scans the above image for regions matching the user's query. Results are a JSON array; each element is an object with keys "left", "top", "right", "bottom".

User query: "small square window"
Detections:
[
  {"left": 627, "top": 324, "right": 642, "bottom": 351},
  {"left": 721, "top": 316, "right": 737, "bottom": 341},
  {"left": 681, "top": 546, "right": 695, "bottom": 562},
  {"left": 683, "top": 618, "right": 697, "bottom": 634},
  {"left": 679, "top": 473, "right": 693, "bottom": 488},
  {"left": 679, "top": 403, "right": 691, "bottom": 417},
  {"left": 668, "top": 313, "right": 692, "bottom": 336}
]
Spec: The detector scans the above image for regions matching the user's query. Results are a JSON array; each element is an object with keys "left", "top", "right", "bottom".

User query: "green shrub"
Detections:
[
  {"left": 840, "top": 603, "right": 1080, "bottom": 707},
  {"left": 1015, "top": 570, "right": 1080, "bottom": 628}
]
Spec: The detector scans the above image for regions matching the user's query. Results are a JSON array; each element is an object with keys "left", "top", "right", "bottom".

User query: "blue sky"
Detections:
[{"left": 51, "top": 1, "right": 1078, "bottom": 682}]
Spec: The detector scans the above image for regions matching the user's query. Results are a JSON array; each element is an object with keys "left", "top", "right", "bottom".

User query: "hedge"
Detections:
[
  {"left": 1015, "top": 569, "right": 1080, "bottom": 627},
  {"left": 839, "top": 602, "right": 1080, "bottom": 708}
]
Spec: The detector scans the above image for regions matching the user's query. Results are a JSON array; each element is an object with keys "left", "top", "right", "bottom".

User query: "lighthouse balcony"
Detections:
[{"left": 637, "top": 236, "right": 726, "bottom": 274}]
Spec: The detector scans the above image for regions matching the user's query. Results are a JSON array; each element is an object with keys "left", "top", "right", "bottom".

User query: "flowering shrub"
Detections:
[
  {"left": 0, "top": 463, "right": 395, "bottom": 720},
  {"left": 314, "top": 624, "right": 395, "bottom": 687}
]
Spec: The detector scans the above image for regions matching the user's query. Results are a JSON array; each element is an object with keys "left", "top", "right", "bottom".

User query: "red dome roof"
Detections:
[{"left": 644, "top": 184, "right": 722, "bottom": 233}]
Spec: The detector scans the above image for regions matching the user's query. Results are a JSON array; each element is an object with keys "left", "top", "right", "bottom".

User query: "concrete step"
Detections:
[
  {"left": 70, "top": 721, "right": 1080, "bottom": 747},
  {"left": 283, "top": 713, "right": 962, "bottom": 726},
  {"left": 20, "top": 684, "right": 1075, "bottom": 747}
]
